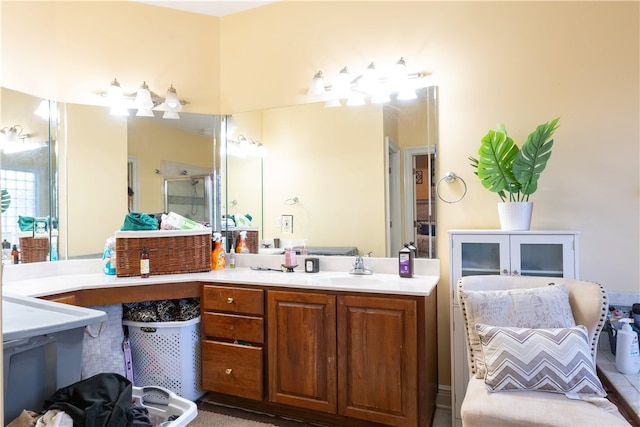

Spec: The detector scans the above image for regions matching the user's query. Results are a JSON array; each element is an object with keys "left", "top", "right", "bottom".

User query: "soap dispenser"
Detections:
[
  {"left": 399, "top": 244, "right": 414, "bottom": 278},
  {"left": 616, "top": 318, "right": 640, "bottom": 374}
]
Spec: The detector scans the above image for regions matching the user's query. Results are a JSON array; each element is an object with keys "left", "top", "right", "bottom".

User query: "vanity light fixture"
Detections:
[
  {"left": 307, "top": 71, "right": 325, "bottom": 98},
  {"left": 108, "top": 78, "right": 129, "bottom": 116},
  {"left": 101, "top": 79, "right": 189, "bottom": 119},
  {"left": 311, "top": 57, "right": 426, "bottom": 107},
  {"left": 134, "top": 81, "right": 154, "bottom": 117}
]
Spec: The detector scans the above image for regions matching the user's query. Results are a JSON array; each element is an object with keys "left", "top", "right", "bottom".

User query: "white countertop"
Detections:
[
  {"left": 597, "top": 346, "right": 640, "bottom": 424},
  {"left": 1, "top": 255, "right": 440, "bottom": 299}
]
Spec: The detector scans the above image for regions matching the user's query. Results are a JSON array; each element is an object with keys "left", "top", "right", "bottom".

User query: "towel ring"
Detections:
[{"left": 436, "top": 172, "right": 467, "bottom": 204}]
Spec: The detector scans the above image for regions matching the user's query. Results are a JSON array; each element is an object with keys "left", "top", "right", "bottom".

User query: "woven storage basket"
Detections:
[
  {"left": 114, "top": 229, "right": 212, "bottom": 277},
  {"left": 222, "top": 228, "right": 259, "bottom": 254},
  {"left": 19, "top": 236, "right": 49, "bottom": 263}
]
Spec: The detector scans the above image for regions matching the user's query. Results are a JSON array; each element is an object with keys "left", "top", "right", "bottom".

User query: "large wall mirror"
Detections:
[
  {"left": 0, "top": 87, "right": 58, "bottom": 264},
  {"left": 1, "top": 85, "right": 437, "bottom": 262},
  {"left": 223, "top": 86, "right": 438, "bottom": 258}
]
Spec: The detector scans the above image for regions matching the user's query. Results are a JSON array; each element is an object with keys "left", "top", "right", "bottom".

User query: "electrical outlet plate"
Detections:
[{"left": 281, "top": 215, "right": 293, "bottom": 234}]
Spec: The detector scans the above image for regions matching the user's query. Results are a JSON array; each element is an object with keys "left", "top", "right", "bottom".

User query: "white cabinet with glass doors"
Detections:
[{"left": 448, "top": 230, "right": 580, "bottom": 427}]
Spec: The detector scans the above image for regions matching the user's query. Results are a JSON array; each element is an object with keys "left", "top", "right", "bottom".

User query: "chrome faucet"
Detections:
[{"left": 349, "top": 253, "right": 372, "bottom": 275}]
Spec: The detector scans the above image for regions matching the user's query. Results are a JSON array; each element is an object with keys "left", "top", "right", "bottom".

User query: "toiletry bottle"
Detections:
[
  {"left": 229, "top": 247, "right": 236, "bottom": 269},
  {"left": 140, "top": 246, "right": 150, "bottom": 278},
  {"left": 399, "top": 244, "right": 413, "bottom": 278},
  {"left": 212, "top": 232, "right": 226, "bottom": 270},
  {"left": 615, "top": 318, "right": 640, "bottom": 374},
  {"left": 236, "top": 230, "right": 250, "bottom": 254},
  {"left": 11, "top": 244, "right": 19, "bottom": 264},
  {"left": 285, "top": 247, "right": 297, "bottom": 267},
  {"left": 2, "top": 239, "right": 11, "bottom": 264}
]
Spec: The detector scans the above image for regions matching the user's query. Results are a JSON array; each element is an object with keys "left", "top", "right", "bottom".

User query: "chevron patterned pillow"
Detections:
[
  {"left": 460, "top": 284, "right": 576, "bottom": 378},
  {"left": 476, "top": 323, "right": 606, "bottom": 397}
]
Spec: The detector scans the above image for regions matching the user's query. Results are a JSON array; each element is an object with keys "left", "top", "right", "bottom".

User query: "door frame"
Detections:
[
  {"left": 385, "top": 137, "right": 401, "bottom": 257},
  {"left": 402, "top": 145, "right": 436, "bottom": 252}
]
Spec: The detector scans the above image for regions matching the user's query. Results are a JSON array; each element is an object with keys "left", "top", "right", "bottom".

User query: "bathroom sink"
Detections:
[
  {"left": 310, "top": 274, "right": 385, "bottom": 287},
  {"left": 258, "top": 248, "right": 285, "bottom": 255}
]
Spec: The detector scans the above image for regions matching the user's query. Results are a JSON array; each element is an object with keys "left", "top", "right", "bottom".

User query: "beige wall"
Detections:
[{"left": 1, "top": 1, "right": 638, "bottom": 390}]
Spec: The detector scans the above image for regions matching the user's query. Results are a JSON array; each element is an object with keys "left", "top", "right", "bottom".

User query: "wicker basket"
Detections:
[
  {"left": 222, "top": 228, "right": 259, "bottom": 254},
  {"left": 114, "top": 229, "right": 212, "bottom": 277},
  {"left": 19, "top": 236, "right": 49, "bottom": 263}
]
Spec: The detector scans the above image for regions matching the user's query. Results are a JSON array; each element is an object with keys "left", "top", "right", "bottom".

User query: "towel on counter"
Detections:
[
  {"left": 18, "top": 215, "right": 35, "bottom": 232},
  {"left": 120, "top": 212, "right": 159, "bottom": 231}
]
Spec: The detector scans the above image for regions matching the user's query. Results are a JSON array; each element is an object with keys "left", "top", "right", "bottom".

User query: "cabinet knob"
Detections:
[
  {"left": 512, "top": 270, "right": 519, "bottom": 276},
  {"left": 227, "top": 297, "right": 234, "bottom": 304},
  {"left": 502, "top": 269, "right": 509, "bottom": 275},
  {"left": 225, "top": 368, "right": 232, "bottom": 375}
]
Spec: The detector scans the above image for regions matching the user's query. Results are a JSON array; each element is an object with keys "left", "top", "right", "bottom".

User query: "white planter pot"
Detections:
[{"left": 498, "top": 202, "right": 533, "bottom": 231}]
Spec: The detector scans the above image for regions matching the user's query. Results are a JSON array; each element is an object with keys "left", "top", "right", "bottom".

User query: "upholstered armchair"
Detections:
[{"left": 457, "top": 275, "right": 630, "bottom": 427}]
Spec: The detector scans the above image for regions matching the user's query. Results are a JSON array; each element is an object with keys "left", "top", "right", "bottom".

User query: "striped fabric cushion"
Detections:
[{"left": 476, "top": 323, "right": 606, "bottom": 397}]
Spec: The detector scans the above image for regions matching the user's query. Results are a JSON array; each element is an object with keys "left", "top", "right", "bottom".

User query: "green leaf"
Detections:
[
  {"left": 513, "top": 117, "right": 560, "bottom": 197},
  {"left": 1, "top": 189, "right": 11, "bottom": 213},
  {"left": 476, "top": 129, "right": 520, "bottom": 200}
]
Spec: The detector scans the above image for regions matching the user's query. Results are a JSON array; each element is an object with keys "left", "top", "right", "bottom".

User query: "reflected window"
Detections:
[{"left": 1, "top": 169, "right": 37, "bottom": 244}]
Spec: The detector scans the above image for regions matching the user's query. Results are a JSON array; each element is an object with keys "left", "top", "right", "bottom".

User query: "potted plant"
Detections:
[{"left": 469, "top": 117, "right": 560, "bottom": 230}]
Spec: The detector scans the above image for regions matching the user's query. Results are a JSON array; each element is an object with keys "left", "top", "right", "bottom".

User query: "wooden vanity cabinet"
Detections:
[
  {"left": 337, "top": 295, "right": 418, "bottom": 426},
  {"left": 267, "top": 289, "right": 422, "bottom": 427},
  {"left": 201, "top": 285, "right": 264, "bottom": 401},
  {"left": 267, "top": 290, "right": 337, "bottom": 413}
]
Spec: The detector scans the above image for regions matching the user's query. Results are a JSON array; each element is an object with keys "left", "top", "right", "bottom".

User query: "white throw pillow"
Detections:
[
  {"left": 459, "top": 284, "right": 576, "bottom": 378},
  {"left": 476, "top": 323, "right": 606, "bottom": 397}
]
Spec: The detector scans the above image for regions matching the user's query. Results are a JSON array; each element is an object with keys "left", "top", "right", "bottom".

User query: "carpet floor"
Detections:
[
  {"left": 188, "top": 400, "right": 452, "bottom": 426},
  {"left": 189, "top": 401, "right": 318, "bottom": 426}
]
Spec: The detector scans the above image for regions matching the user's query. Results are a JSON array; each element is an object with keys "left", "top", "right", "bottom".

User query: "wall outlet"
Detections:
[{"left": 281, "top": 215, "right": 293, "bottom": 234}]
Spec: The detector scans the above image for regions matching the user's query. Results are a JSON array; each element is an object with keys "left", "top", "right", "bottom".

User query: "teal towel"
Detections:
[
  {"left": 18, "top": 216, "right": 35, "bottom": 232},
  {"left": 121, "top": 212, "right": 159, "bottom": 231}
]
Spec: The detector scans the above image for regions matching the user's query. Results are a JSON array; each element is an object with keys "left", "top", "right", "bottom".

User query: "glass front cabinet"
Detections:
[{"left": 448, "top": 230, "right": 579, "bottom": 427}]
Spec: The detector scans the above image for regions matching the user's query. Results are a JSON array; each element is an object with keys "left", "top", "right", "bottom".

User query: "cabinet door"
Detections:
[
  {"left": 337, "top": 295, "right": 418, "bottom": 427},
  {"left": 267, "top": 290, "right": 337, "bottom": 413},
  {"left": 450, "top": 234, "right": 510, "bottom": 300},
  {"left": 509, "top": 234, "right": 577, "bottom": 278}
]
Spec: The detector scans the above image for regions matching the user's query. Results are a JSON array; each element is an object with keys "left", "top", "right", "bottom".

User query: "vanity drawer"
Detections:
[
  {"left": 203, "top": 312, "right": 264, "bottom": 343},
  {"left": 202, "top": 340, "right": 263, "bottom": 401},
  {"left": 203, "top": 285, "right": 264, "bottom": 315}
]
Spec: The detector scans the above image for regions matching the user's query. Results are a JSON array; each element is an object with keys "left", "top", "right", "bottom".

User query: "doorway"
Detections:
[
  {"left": 385, "top": 137, "right": 402, "bottom": 257},
  {"left": 403, "top": 146, "right": 436, "bottom": 258}
]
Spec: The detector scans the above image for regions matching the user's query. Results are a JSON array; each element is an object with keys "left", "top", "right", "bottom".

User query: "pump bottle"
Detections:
[
  {"left": 399, "top": 244, "right": 414, "bottom": 278},
  {"left": 615, "top": 318, "right": 640, "bottom": 375},
  {"left": 212, "top": 232, "right": 226, "bottom": 270}
]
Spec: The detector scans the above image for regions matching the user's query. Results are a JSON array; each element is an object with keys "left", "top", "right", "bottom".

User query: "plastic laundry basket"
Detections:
[{"left": 123, "top": 317, "right": 204, "bottom": 401}]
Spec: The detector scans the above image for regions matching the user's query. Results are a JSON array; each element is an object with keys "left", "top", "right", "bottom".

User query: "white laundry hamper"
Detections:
[{"left": 123, "top": 317, "right": 204, "bottom": 402}]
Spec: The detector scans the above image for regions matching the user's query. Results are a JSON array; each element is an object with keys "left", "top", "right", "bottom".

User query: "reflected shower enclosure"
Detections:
[{"left": 164, "top": 175, "right": 215, "bottom": 225}]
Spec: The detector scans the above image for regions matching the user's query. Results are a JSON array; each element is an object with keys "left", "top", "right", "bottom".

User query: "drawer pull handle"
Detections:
[
  {"left": 227, "top": 297, "right": 234, "bottom": 304},
  {"left": 225, "top": 368, "right": 232, "bottom": 375}
]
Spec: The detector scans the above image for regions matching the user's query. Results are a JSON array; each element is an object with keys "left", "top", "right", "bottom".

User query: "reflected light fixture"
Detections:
[
  {"left": 0, "top": 125, "right": 29, "bottom": 143},
  {"left": 225, "top": 135, "right": 267, "bottom": 158},
  {"left": 310, "top": 58, "right": 426, "bottom": 107},
  {"left": 0, "top": 125, "right": 45, "bottom": 153},
  {"left": 34, "top": 100, "right": 59, "bottom": 122}
]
